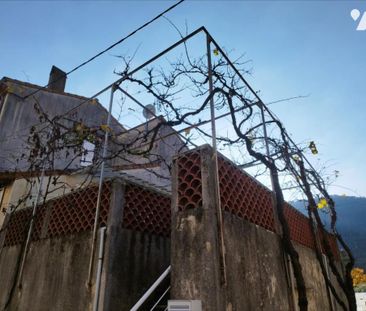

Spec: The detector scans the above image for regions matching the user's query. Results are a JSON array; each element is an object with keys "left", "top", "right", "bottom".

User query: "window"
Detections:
[{"left": 80, "top": 140, "right": 95, "bottom": 167}]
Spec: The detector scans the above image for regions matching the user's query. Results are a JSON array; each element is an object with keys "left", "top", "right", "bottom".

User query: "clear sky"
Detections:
[{"left": 1, "top": 1, "right": 365, "bottom": 197}]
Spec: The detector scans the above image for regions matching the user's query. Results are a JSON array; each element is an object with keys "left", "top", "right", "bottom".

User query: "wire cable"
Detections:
[
  {"left": 0, "top": 0, "right": 185, "bottom": 144},
  {"left": 22, "top": 0, "right": 185, "bottom": 100}
]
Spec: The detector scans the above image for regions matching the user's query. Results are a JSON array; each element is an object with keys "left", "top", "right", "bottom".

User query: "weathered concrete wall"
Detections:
[
  {"left": 0, "top": 179, "right": 171, "bottom": 311},
  {"left": 171, "top": 204, "right": 346, "bottom": 311},
  {"left": 102, "top": 229, "right": 170, "bottom": 310},
  {"left": 170, "top": 147, "right": 225, "bottom": 310},
  {"left": 0, "top": 229, "right": 170, "bottom": 311},
  {"left": 171, "top": 146, "right": 347, "bottom": 311},
  {"left": 293, "top": 243, "right": 331, "bottom": 311},
  {"left": 223, "top": 212, "right": 291, "bottom": 311},
  {"left": 101, "top": 180, "right": 170, "bottom": 311},
  {"left": 294, "top": 245, "right": 346, "bottom": 311},
  {"left": 0, "top": 231, "right": 96, "bottom": 311}
]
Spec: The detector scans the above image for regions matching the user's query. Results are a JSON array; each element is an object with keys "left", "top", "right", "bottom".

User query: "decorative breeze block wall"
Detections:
[
  {"left": 123, "top": 183, "right": 171, "bottom": 237},
  {"left": 3, "top": 183, "right": 111, "bottom": 246},
  {"left": 175, "top": 148, "right": 339, "bottom": 259}
]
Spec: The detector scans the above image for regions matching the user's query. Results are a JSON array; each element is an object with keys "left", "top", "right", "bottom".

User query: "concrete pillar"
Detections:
[
  {"left": 99, "top": 178, "right": 170, "bottom": 311},
  {"left": 171, "top": 146, "right": 225, "bottom": 310},
  {"left": 100, "top": 178, "right": 126, "bottom": 311}
]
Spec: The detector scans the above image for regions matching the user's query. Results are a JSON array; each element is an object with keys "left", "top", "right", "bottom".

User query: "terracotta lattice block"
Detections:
[
  {"left": 123, "top": 184, "right": 171, "bottom": 237},
  {"left": 283, "top": 203, "right": 315, "bottom": 249},
  {"left": 3, "top": 182, "right": 111, "bottom": 246},
  {"left": 218, "top": 156, "right": 276, "bottom": 232},
  {"left": 177, "top": 151, "right": 202, "bottom": 211},
  {"left": 3, "top": 208, "right": 32, "bottom": 246},
  {"left": 47, "top": 183, "right": 111, "bottom": 237}
]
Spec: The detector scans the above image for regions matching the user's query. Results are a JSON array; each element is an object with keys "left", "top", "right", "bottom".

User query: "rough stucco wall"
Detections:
[
  {"left": 170, "top": 147, "right": 226, "bottom": 310},
  {"left": 0, "top": 243, "right": 21, "bottom": 307},
  {"left": 0, "top": 83, "right": 123, "bottom": 173},
  {"left": 171, "top": 146, "right": 346, "bottom": 311},
  {"left": 172, "top": 207, "right": 345, "bottom": 311},
  {"left": 0, "top": 229, "right": 170, "bottom": 311},
  {"left": 101, "top": 180, "right": 171, "bottom": 311},
  {"left": 293, "top": 243, "right": 332, "bottom": 311},
  {"left": 0, "top": 178, "right": 171, "bottom": 311},
  {"left": 102, "top": 229, "right": 170, "bottom": 311},
  {"left": 294, "top": 244, "right": 346, "bottom": 311},
  {"left": 171, "top": 208, "right": 224, "bottom": 310},
  {"left": 171, "top": 207, "right": 291, "bottom": 311},
  {"left": 0, "top": 184, "right": 13, "bottom": 225},
  {"left": 223, "top": 212, "right": 291, "bottom": 311},
  {"left": 0, "top": 231, "right": 96, "bottom": 311}
]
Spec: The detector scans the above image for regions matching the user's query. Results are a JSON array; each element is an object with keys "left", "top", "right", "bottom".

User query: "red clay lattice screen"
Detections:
[
  {"left": 318, "top": 230, "right": 340, "bottom": 260},
  {"left": 284, "top": 203, "right": 315, "bottom": 249},
  {"left": 218, "top": 156, "right": 276, "bottom": 232},
  {"left": 123, "top": 184, "right": 171, "bottom": 237},
  {"left": 177, "top": 151, "right": 202, "bottom": 211},
  {"left": 47, "top": 183, "right": 111, "bottom": 238},
  {"left": 3, "top": 181, "right": 171, "bottom": 247},
  {"left": 177, "top": 149, "right": 340, "bottom": 258},
  {"left": 3, "top": 183, "right": 111, "bottom": 246},
  {"left": 3, "top": 208, "right": 32, "bottom": 246}
]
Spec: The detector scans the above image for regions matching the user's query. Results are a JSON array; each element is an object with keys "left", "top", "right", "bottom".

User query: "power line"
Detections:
[
  {"left": 0, "top": 0, "right": 185, "bottom": 144},
  {"left": 22, "top": 0, "right": 185, "bottom": 100}
]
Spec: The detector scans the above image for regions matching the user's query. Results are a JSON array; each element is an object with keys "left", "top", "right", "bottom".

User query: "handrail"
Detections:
[
  {"left": 130, "top": 265, "right": 171, "bottom": 311},
  {"left": 150, "top": 286, "right": 170, "bottom": 311}
]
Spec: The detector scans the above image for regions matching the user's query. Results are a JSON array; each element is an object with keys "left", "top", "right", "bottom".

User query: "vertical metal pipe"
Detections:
[
  {"left": 93, "top": 227, "right": 106, "bottom": 311},
  {"left": 259, "top": 104, "right": 281, "bottom": 234},
  {"left": 18, "top": 168, "right": 46, "bottom": 285},
  {"left": 206, "top": 34, "right": 227, "bottom": 285},
  {"left": 322, "top": 253, "right": 335, "bottom": 311},
  {"left": 88, "top": 85, "right": 115, "bottom": 285},
  {"left": 260, "top": 105, "right": 296, "bottom": 310},
  {"left": 207, "top": 39, "right": 217, "bottom": 151}
]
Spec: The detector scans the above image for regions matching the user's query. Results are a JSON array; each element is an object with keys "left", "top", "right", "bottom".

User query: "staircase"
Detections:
[{"left": 130, "top": 266, "right": 171, "bottom": 311}]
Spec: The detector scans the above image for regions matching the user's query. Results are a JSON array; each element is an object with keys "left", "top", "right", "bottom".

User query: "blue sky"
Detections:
[{"left": 1, "top": 1, "right": 365, "bottom": 197}]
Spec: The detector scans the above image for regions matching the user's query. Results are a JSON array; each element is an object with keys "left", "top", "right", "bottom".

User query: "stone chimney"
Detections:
[{"left": 48, "top": 66, "right": 66, "bottom": 92}]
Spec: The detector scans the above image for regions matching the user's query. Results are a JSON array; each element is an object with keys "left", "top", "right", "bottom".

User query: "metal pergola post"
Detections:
[
  {"left": 206, "top": 33, "right": 227, "bottom": 286},
  {"left": 87, "top": 84, "right": 116, "bottom": 285},
  {"left": 17, "top": 167, "right": 46, "bottom": 286}
]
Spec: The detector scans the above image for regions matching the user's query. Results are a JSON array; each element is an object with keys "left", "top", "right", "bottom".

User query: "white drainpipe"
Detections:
[{"left": 93, "top": 227, "right": 107, "bottom": 311}]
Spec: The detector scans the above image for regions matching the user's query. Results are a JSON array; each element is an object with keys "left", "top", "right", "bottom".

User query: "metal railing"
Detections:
[{"left": 130, "top": 265, "right": 171, "bottom": 311}]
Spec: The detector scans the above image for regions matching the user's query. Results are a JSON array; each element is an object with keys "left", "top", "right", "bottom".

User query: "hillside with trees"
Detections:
[{"left": 292, "top": 195, "right": 366, "bottom": 269}]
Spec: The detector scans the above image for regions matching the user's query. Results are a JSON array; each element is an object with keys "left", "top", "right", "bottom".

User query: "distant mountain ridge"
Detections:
[{"left": 291, "top": 195, "right": 366, "bottom": 269}]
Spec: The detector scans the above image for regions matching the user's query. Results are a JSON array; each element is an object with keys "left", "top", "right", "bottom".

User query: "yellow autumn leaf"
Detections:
[
  {"left": 309, "top": 141, "right": 318, "bottom": 155},
  {"left": 213, "top": 49, "right": 219, "bottom": 56},
  {"left": 317, "top": 198, "right": 327, "bottom": 209},
  {"left": 352, "top": 268, "right": 366, "bottom": 286},
  {"left": 100, "top": 124, "right": 111, "bottom": 133},
  {"left": 75, "top": 123, "right": 85, "bottom": 132}
]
